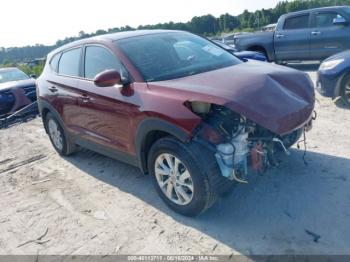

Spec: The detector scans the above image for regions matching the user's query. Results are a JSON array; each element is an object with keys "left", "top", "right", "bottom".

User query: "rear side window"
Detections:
[
  {"left": 58, "top": 48, "right": 81, "bottom": 77},
  {"left": 84, "top": 46, "right": 121, "bottom": 79},
  {"left": 284, "top": 14, "right": 310, "bottom": 30},
  {"left": 50, "top": 53, "right": 61, "bottom": 72},
  {"left": 314, "top": 12, "right": 344, "bottom": 27}
]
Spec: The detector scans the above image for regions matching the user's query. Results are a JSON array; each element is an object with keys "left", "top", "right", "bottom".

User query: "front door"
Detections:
[
  {"left": 274, "top": 13, "right": 311, "bottom": 61},
  {"left": 51, "top": 47, "right": 82, "bottom": 134},
  {"left": 75, "top": 45, "right": 134, "bottom": 154}
]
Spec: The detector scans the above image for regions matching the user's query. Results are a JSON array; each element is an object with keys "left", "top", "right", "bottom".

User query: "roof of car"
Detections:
[
  {"left": 49, "top": 30, "right": 183, "bottom": 56},
  {"left": 281, "top": 5, "right": 349, "bottom": 17},
  {"left": 99, "top": 29, "right": 182, "bottom": 41}
]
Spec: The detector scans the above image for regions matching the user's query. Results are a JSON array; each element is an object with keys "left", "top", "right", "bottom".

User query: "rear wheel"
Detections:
[
  {"left": 148, "top": 137, "right": 233, "bottom": 216},
  {"left": 340, "top": 74, "right": 350, "bottom": 107},
  {"left": 45, "top": 112, "right": 76, "bottom": 156}
]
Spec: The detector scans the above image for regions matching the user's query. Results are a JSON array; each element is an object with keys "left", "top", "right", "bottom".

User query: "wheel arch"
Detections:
[
  {"left": 135, "top": 118, "right": 191, "bottom": 174},
  {"left": 334, "top": 70, "right": 350, "bottom": 98},
  {"left": 247, "top": 45, "right": 267, "bottom": 54},
  {"left": 38, "top": 99, "right": 66, "bottom": 134},
  {"left": 246, "top": 45, "right": 273, "bottom": 61}
]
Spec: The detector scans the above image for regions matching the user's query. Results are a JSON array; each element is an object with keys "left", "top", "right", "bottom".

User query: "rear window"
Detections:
[
  {"left": 50, "top": 53, "right": 61, "bottom": 72},
  {"left": 284, "top": 14, "right": 310, "bottom": 30},
  {"left": 58, "top": 48, "right": 81, "bottom": 77}
]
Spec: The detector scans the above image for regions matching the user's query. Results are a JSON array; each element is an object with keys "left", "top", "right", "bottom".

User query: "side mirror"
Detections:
[
  {"left": 333, "top": 16, "right": 347, "bottom": 25},
  {"left": 30, "top": 74, "right": 37, "bottom": 79},
  {"left": 94, "top": 69, "right": 122, "bottom": 87}
]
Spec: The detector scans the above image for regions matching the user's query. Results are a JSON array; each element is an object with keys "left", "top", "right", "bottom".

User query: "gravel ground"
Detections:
[{"left": 0, "top": 70, "right": 349, "bottom": 256}]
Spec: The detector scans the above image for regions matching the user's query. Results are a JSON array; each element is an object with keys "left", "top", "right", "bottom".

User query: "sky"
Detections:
[{"left": 0, "top": 0, "right": 281, "bottom": 48}]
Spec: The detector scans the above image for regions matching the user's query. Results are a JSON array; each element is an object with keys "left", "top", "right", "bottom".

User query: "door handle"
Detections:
[
  {"left": 80, "top": 95, "right": 92, "bottom": 103},
  {"left": 48, "top": 86, "right": 58, "bottom": 93},
  {"left": 275, "top": 34, "right": 284, "bottom": 38},
  {"left": 311, "top": 31, "right": 321, "bottom": 36}
]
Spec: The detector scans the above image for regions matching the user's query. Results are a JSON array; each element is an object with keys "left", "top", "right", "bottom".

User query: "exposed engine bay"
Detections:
[{"left": 191, "top": 102, "right": 313, "bottom": 183}]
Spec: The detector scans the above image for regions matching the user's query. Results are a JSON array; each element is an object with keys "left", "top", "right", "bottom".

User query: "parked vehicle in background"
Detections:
[
  {"left": 222, "top": 32, "right": 252, "bottom": 46},
  {"left": 0, "top": 67, "right": 36, "bottom": 116},
  {"left": 37, "top": 30, "right": 315, "bottom": 216},
  {"left": 234, "top": 6, "right": 350, "bottom": 62},
  {"left": 212, "top": 40, "right": 267, "bottom": 61},
  {"left": 317, "top": 50, "right": 350, "bottom": 106},
  {"left": 262, "top": 23, "right": 277, "bottom": 32}
]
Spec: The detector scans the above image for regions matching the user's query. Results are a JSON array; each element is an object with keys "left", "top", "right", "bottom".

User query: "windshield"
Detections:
[
  {"left": 0, "top": 68, "right": 30, "bottom": 84},
  {"left": 343, "top": 7, "right": 350, "bottom": 18},
  {"left": 116, "top": 32, "right": 242, "bottom": 82}
]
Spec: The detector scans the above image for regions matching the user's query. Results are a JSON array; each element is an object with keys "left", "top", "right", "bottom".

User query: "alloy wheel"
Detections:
[
  {"left": 154, "top": 153, "right": 194, "bottom": 205},
  {"left": 48, "top": 119, "right": 63, "bottom": 151}
]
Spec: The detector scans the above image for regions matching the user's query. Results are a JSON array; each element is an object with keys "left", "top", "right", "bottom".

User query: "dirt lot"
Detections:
[{"left": 0, "top": 70, "right": 350, "bottom": 256}]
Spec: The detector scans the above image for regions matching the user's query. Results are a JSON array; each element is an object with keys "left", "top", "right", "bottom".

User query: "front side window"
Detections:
[
  {"left": 84, "top": 46, "right": 121, "bottom": 79},
  {"left": 0, "top": 68, "right": 29, "bottom": 83},
  {"left": 116, "top": 32, "right": 241, "bottom": 82},
  {"left": 314, "top": 12, "right": 344, "bottom": 28},
  {"left": 284, "top": 14, "right": 310, "bottom": 30},
  {"left": 58, "top": 48, "right": 81, "bottom": 77}
]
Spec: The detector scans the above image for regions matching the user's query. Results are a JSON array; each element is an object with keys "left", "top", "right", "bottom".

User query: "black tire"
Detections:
[
  {"left": 148, "top": 136, "right": 233, "bottom": 216},
  {"left": 45, "top": 112, "right": 76, "bottom": 156},
  {"left": 340, "top": 74, "right": 350, "bottom": 107},
  {"left": 219, "top": 182, "right": 236, "bottom": 197}
]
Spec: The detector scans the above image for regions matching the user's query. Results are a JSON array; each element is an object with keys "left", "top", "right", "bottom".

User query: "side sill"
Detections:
[{"left": 74, "top": 137, "right": 140, "bottom": 168}]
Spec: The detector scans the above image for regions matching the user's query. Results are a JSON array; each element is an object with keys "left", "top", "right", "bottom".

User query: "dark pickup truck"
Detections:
[{"left": 234, "top": 6, "right": 350, "bottom": 62}]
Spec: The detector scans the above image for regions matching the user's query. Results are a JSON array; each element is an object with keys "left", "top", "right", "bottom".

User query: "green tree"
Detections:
[
  {"left": 190, "top": 14, "right": 219, "bottom": 35},
  {"left": 218, "top": 13, "right": 240, "bottom": 32},
  {"left": 2, "top": 0, "right": 350, "bottom": 65}
]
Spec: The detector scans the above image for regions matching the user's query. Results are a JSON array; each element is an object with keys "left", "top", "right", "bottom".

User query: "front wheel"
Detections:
[
  {"left": 340, "top": 74, "right": 350, "bottom": 107},
  {"left": 148, "top": 137, "right": 221, "bottom": 216}
]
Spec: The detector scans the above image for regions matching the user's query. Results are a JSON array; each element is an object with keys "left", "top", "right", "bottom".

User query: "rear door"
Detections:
[
  {"left": 309, "top": 10, "right": 350, "bottom": 60},
  {"left": 75, "top": 45, "right": 133, "bottom": 153},
  {"left": 50, "top": 47, "right": 83, "bottom": 135},
  {"left": 274, "top": 13, "right": 311, "bottom": 61}
]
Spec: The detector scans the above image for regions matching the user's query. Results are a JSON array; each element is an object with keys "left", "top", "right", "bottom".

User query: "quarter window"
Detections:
[
  {"left": 58, "top": 48, "right": 81, "bottom": 77},
  {"left": 314, "top": 12, "right": 344, "bottom": 28},
  {"left": 284, "top": 14, "right": 310, "bottom": 30},
  {"left": 50, "top": 53, "right": 61, "bottom": 72},
  {"left": 84, "top": 46, "right": 121, "bottom": 79}
]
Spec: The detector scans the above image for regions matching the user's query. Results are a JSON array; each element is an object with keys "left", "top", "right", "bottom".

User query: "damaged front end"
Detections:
[{"left": 190, "top": 102, "right": 314, "bottom": 183}]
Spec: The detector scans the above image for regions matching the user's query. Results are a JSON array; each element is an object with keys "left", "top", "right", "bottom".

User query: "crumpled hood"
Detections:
[
  {"left": 150, "top": 61, "right": 315, "bottom": 135},
  {"left": 0, "top": 78, "right": 36, "bottom": 91}
]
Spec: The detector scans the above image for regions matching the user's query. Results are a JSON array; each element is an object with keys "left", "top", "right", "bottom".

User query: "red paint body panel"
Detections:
[{"left": 148, "top": 61, "right": 315, "bottom": 135}]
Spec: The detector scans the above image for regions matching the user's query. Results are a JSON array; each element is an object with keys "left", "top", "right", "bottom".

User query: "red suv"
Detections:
[{"left": 37, "top": 30, "right": 315, "bottom": 216}]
